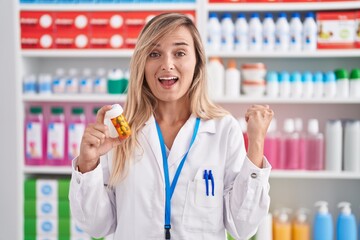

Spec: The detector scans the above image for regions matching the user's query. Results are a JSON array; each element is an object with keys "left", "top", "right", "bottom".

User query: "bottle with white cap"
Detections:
[
  {"left": 325, "top": 120, "right": 343, "bottom": 172},
  {"left": 262, "top": 13, "right": 275, "bottom": 51},
  {"left": 248, "top": 13, "right": 262, "bottom": 51},
  {"left": 280, "top": 118, "right": 300, "bottom": 170},
  {"left": 234, "top": 13, "right": 248, "bottom": 51},
  {"left": 66, "top": 68, "right": 79, "bottom": 94},
  {"left": 313, "top": 201, "right": 334, "bottom": 240},
  {"left": 294, "top": 118, "right": 306, "bottom": 170},
  {"left": 336, "top": 202, "right": 357, "bottom": 240},
  {"left": 52, "top": 68, "right": 67, "bottom": 94},
  {"left": 93, "top": 68, "right": 108, "bottom": 94},
  {"left": 104, "top": 104, "right": 131, "bottom": 140},
  {"left": 79, "top": 68, "right": 93, "bottom": 94},
  {"left": 224, "top": 59, "right": 241, "bottom": 97},
  {"left": 207, "top": 57, "right": 225, "bottom": 99},
  {"left": 275, "top": 12, "right": 290, "bottom": 51},
  {"left": 343, "top": 120, "right": 360, "bottom": 172},
  {"left": 221, "top": 13, "right": 235, "bottom": 52},
  {"left": 292, "top": 208, "right": 310, "bottom": 240},
  {"left": 207, "top": 12, "right": 221, "bottom": 52},
  {"left": 305, "top": 119, "right": 324, "bottom": 170}
]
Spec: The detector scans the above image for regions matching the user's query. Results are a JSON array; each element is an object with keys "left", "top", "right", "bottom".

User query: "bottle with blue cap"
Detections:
[
  {"left": 248, "top": 13, "right": 262, "bottom": 51},
  {"left": 266, "top": 71, "right": 279, "bottom": 97},
  {"left": 313, "top": 71, "right": 324, "bottom": 98},
  {"left": 302, "top": 71, "right": 313, "bottom": 98},
  {"left": 275, "top": 12, "right": 290, "bottom": 51},
  {"left": 303, "top": 12, "right": 317, "bottom": 51},
  {"left": 290, "top": 71, "right": 302, "bottom": 98},
  {"left": 235, "top": 13, "right": 248, "bottom": 51},
  {"left": 323, "top": 71, "right": 336, "bottom": 98},
  {"left": 221, "top": 13, "right": 235, "bottom": 52},
  {"left": 313, "top": 201, "right": 333, "bottom": 240},
  {"left": 279, "top": 71, "right": 291, "bottom": 98},
  {"left": 262, "top": 13, "right": 275, "bottom": 51},
  {"left": 336, "top": 202, "right": 357, "bottom": 240},
  {"left": 207, "top": 12, "right": 221, "bottom": 52},
  {"left": 289, "top": 12, "right": 303, "bottom": 51}
]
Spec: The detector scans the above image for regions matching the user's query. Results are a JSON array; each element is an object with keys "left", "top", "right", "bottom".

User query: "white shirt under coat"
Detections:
[{"left": 69, "top": 114, "right": 272, "bottom": 240}]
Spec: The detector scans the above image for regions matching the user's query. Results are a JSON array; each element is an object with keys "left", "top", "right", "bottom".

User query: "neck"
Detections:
[{"left": 155, "top": 99, "right": 191, "bottom": 125}]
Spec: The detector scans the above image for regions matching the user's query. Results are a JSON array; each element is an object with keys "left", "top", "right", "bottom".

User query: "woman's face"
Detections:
[{"left": 144, "top": 26, "right": 197, "bottom": 104}]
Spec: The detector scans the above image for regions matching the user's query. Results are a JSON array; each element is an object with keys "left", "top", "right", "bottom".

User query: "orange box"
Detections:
[
  {"left": 21, "top": 32, "right": 54, "bottom": 49},
  {"left": 54, "top": 32, "right": 89, "bottom": 49},
  {"left": 20, "top": 11, "right": 55, "bottom": 33},
  {"left": 54, "top": 12, "right": 90, "bottom": 32},
  {"left": 89, "top": 31, "right": 125, "bottom": 49},
  {"left": 317, "top": 11, "right": 356, "bottom": 49}
]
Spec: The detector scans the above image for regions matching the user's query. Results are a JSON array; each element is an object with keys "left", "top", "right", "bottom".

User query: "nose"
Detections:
[{"left": 161, "top": 54, "right": 174, "bottom": 71}]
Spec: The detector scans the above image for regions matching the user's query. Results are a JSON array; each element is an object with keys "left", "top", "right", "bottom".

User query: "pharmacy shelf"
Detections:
[
  {"left": 21, "top": 49, "right": 134, "bottom": 58},
  {"left": 207, "top": 49, "right": 360, "bottom": 58},
  {"left": 23, "top": 166, "right": 360, "bottom": 179},
  {"left": 207, "top": 1, "right": 360, "bottom": 12},
  {"left": 270, "top": 170, "right": 360, "bottom": 179},
  {"left": 22, "top": 94, "right": 127, "bottom": 102},
  {"left": 19, "top": 3, "right": 197, "bottom": 11},
  {"left": 212, "top": 97, "right": 360, "bottom": 104}
]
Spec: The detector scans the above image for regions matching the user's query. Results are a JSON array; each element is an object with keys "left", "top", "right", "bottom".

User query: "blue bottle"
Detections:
[
  {"left": 336, "top": 202, "right": 357, "bottom": 240},
  {"left": 313, "top": 201, "right": 333, "bottom": 240}
]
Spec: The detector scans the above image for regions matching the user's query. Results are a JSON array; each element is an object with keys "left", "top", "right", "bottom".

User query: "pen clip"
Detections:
[
  {"left": 209, "top": 170, "right": 215, "bottom": 196},
  {"left": 203, "top": 170, "right": 209, "bottom": 196}
]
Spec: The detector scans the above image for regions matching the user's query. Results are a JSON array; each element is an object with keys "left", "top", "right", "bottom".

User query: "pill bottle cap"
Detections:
[
  {"left": 30, "top": 106, "right": 42, "bottom": 114},
  {"left": 105, "top": 104, "right": 124, "bottom": 119}
]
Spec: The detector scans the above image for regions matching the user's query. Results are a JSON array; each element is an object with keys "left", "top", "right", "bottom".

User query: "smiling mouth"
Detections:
[{"left": 158, "top": 76, "right": 179, "bottom": 87}]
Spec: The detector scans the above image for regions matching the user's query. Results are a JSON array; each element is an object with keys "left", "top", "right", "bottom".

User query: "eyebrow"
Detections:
[{"left": 152, "top": 41, "right": 190, "bottom": 47}]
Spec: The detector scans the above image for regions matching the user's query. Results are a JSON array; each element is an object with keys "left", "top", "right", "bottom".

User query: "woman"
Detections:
[{"left": 69, "top": 13, "right": 273, "bottom": 240}]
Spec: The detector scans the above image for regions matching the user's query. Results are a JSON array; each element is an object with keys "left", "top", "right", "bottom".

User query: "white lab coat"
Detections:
[{"left": 69, "top": 114, "right": 271, "bottom": 240}]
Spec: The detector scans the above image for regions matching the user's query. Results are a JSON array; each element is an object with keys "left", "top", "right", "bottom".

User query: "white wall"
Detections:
[{"left": 0, "top": 0, "right": 20, "bottom": 238}]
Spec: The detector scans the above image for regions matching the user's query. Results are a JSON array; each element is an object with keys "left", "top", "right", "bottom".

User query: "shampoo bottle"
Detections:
[
  {"left": 336, "top": 202, "right": 357, "bottom": 240},
  {"left": 273, "top": 208, "right": 292, "bottom": 240},
  {"left": 292, "top": 208, "right": 310, "bottom": 240},
  {"left": 313, "top": 201, "right": 333, "bottom": 240}
]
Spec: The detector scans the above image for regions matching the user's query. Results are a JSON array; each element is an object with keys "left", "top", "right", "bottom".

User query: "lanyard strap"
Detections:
[{"left": 155, "top": 117, "right": 200, "bottom": 240}]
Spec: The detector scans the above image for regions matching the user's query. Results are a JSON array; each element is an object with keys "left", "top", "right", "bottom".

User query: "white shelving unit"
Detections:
[{"left": 17, "top": 0, "right": 360, "bottom": 237}]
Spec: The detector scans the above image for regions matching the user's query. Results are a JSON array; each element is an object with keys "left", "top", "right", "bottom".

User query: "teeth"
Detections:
[{"left": 158, "top": 77, "right": 178, "bottom": 81}]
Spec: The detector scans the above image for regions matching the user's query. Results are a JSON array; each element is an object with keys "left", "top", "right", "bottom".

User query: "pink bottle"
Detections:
[
  {"left": 295, "top": 118, "right": 307, "bottom": 170},
  {"left": 47, "top": 106, "right": 66, "bottom": 165},
  {"left": 67, "top": 107, "right": 86, "bottom": 165},
  {"left": 306, "top": 119, "right": 324, "bottom": 170},
  {"left": 280, "top": 118, "right": 300, "bottom": 170},
  {"left": 264, "top": 119, "right": 279, "bottom": 169},
  {"left": 25, "top": 106, "right": 46, "bottom": 165}
]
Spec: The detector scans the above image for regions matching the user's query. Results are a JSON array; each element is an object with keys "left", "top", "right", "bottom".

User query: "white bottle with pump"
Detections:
[
  {"left": 302, "top": 12, "right": 317, "bottom": 51},
  {"left": 336, "top": 202, "right": 357, "bottom": 240},
  {"left": 207, "top": 13, "right": 221, "bottom": 52},
  {"left": 248, "top": 13, "right": 262, "bottom": 51},
  {"left": 325, "top": 120, "right": 343, "bottom": 172},
  {"left": 225, "top": 59, "right": 241, "bottom": 97},
  {"left": 221, "top": 13, "right": 235, "bottom": 52},
  {"left": 235, "top": 13, "right": 248, "bottom": 51},
  {"left": 262, "top": 13, "right": 275, "bottom": 51},
  {"left": 275, "top": 12, "right": 290, "bottom": 51},
  {"left": 289, "top": 12, "right": 303, "bottom": 51}
]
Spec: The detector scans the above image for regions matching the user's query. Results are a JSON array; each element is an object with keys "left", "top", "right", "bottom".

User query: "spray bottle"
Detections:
[
  {"left": 292, "top": 208, "right": 310, "bottom": 240},
  {"left": 336, "top": 202, "right": 357, "bottom": 240},
  {"left": 313, "top": 201, "right": 333, "bottom": 240}
]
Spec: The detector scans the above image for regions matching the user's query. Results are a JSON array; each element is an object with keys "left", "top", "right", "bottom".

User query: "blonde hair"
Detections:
[{"left": 108, "top": 12, "right": 228, "bottom": 187}]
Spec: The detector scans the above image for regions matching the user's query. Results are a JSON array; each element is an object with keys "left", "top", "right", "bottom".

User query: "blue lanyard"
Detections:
[{"left": 155, "top": 117, "right": 200, "bottom": 240}]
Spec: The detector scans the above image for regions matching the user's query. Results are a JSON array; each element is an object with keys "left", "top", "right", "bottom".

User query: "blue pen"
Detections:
[
  {"left": 203, "top": 170, "right": 209, "bottom": 196},
  {"left": 208, "top": 170, "right": 215, "bottom": 196}
]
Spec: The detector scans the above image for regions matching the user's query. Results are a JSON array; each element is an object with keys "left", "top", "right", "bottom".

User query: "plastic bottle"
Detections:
[
  {"left": 207, "top": 12, "right": 221, "bottom": 52},
  {"left": 281, "top": 118, "right": 300, "bottom": 170},
  {"left": 264, "top": 118, "right": 279, "bottom": 169},
  {"left": 47, "top": 107, "right": 66, "bottom": 165},
  {"left": 248, "top": 13, "right": 262, "bottom": 51},
  {"left": 23, "top": 74, "right": 37, "bottom": 95},
  {"left": 349, "top": 68, "right": 360, "bottom": 98},
  {"left": 302, "top": 12, "right": 317, "bottom": 51},
  {"left": 313, "top": 71, "right": 324, "bottom": 98},
  {"left": 273, "top": 208, "right": 292, "bottom": 240},
  {"left": 207, "top": 57, "right": 225, "bottom": 99},
  {"left": 66, "top": 68, "right": 79, "bottom": 94},
  {"left": 107, "top": 68, "right": 124, "bottom": 94},
  {"left": 292, "top": 208, "right": 310, "bottom": 240},
  {"left": 266, "top": 71, "right": 279, "bottom": 97},
  {"left": 279, "top": 71, "right": 291, "bottom": 98},
  {"left": 323, "top": 71, "right": 336, "bottom": 98},
  {"left": 335, "top": 69, "right": 349, "bottom": 98},
  {"left": 262, "top": 13, "right": 275, "bottom": 51},
  {"left": 343, "top": 120, "right": 360, "bottom": 172},
  {"left": 104, "top": 104, "right": 131, "bottom": 140},
  {"left": 306, "top": 119, "right": 324, "bottom": 170},
  {"left": 325, "top": 120, "right": 343, "bottom": 172},
  {"left": 313, "top": 201, "right": 334, "bottom": 240},
  {"left": 38, "top": 74, "right": 52, "bottom": 95},
  {"left": 275, "top": 12, "right": 290, "bottom": 51},
  {"left": 79, "top": 68, "right": 93, "bottom": 94},
  {"left": 93, "top": 68, "right": 108, "bottom": 94},
  {"left": 224, "top": 59, "right": 241, "bottom": 97},
  {"left": 294, "top": 118, "right": 306, "bottom": 170},
  {"left": 290, "top": 71, "right": 303, "bottom": 98},
  {"left": 221, "top": 13, "right": 235, "bottom": 52},
  {"left": 289, "top": 12, "right": 303, "bottom": 51},
  {"left": 255, "top": 213, "right": 272, "bottom": 240},
  {"left": 302, "top": 71, "right": 313, "bottom": 98},
  {"left": 234, "top": 13, "right": 248, "bottom": 51},
  {"left": 52, "top": 68, "right": 66, "bottom": 94},
  {"left": 67, "top": 107, "right": 86, "bottom": 164},
  {"left": 336, "top": 202, "right": 358, "bottom": 240},
  {"left": 25, "top": 106, "right": 46, "bottom": 165}
]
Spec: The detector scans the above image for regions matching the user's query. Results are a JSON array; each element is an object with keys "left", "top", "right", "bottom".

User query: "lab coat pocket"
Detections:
[{"left": 183, "top": 167, "right": 224, "bottom": 233}]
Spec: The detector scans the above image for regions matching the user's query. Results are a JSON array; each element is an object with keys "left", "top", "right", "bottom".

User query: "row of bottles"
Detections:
[
  {"left": 207, "top": 57, "right": 360, "bottom": 99},
  {"left": 207, "top": 12, "right": 317, "bottom": 52},
  {"left": 23, "top": 68, "right": 129, "bottom": 95},
  {"left": 25, "top": 105, "right": 99, "bottom": 166},
  {"left": 21, "top": 0, "right": 194, "bottom": 3}
]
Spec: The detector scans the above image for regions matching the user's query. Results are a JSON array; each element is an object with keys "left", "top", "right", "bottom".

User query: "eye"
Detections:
[
  {"left": 149, "top": 52, "right": 160, "bottom": 58},
  {"left": 176, "top": 51, "right": 186, "bottom": 57}
]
